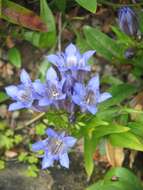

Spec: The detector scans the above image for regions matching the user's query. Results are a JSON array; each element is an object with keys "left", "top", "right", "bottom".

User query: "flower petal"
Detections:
[
  {"left": 65, "top": 43, "right": 77, "bottom": 56},
  {"left": 20, "top": 69, "right": 31, "bottom": 85},
  {"left": 46, "top": 67, "right": 58, "bottom": 82},
  {"left": 46, "top": 128, "right": 58, "bottom": 138},
  {"left": 5, "top": 85, "right": 19, "bottom": 99},
  {"left": 42, "top": 154, "right": 54, "bottom": 169},
  {"left": 98, "top": 92, "right": 112, "bottom": 103},
  {"left": 72, "top": 95, "right": 83, "bottom": 106},
  {"left": 87, "top": 105, "right": 97, "bottom": 115},
  {"left": 46, "top": 54, "right": 59, "bottom": 66},
  {"left": 33, "top": 80, "right": 45, "bottom": 94},
  {"left": 74, "top": 83, "right": 85, "bottom": 97},
  {"left": 32, "top": 140, "right": 47, "bottom": 151},
  {"left": 64, "top": 137, "right": 77, "bottom": 148},
  {"left": 88, "top": 74, "right": 100, "bottom": 91},
  {"left": 8, "top": 102, "right": 25, "bottom": 111},
  {"left": 39, "top": 98, "right": 52, "bottom": 106},
  {"left": 59, "top": 153, "right": 69, "bottom": 168},
  {"left": 82, "top": 50, "right": 96, "bottom": 61}
]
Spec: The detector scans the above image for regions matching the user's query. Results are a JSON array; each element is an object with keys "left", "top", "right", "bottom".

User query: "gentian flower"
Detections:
[
  {"left": 47, "top": 43, "right": 95, "bottom": 73},
  {"left": 32, "top": 128, "right": 77, "bottom": 169},
  {"left": 33, "top": 67, "right": 66, "bottom": 107},
  {"left": 118, "top": 7, "right": 139, "bottom": 37},
  {"left": 72, "top": 74, "right": 112, "bottom": 114},
  {"left": 5, "top": 69, "right": 36, "bottom": 111}
]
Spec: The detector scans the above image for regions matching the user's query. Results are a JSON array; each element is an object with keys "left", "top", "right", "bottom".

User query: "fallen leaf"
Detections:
[{"left": 2, "top": 0, "right": 48, "bottom": 32}]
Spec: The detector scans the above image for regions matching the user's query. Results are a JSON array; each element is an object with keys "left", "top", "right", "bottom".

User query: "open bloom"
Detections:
[
  {"left": 47, "top": 43, "right": 95, "bottom": 73},
  {"left": 32, "top": 128, "right": 77, "bottom": 169},
  {"left": 72, "top": 74, "right": 112, "bottom": 114},
  {"left": 5, "top": 70, "right": 36, "bottom": 111},
  {"left": 118, "top": 7, "right": 139, "bottom": 37},
  {"left": 33, "top": 67, "right": 66, "bottom": 107}
]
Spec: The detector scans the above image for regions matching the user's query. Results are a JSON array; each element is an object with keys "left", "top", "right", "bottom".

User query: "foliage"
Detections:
[{"left": 87, "top": 167, "right": 143, "bottom": 190}]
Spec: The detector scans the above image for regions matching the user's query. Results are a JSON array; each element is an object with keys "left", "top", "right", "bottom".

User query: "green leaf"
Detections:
[
  {"left": 104, "top": 167, "right": 143, "bottom": 190},
  {"left": 8, "top": 47, "right": 21, "bottom": 68},
  {"left": 111, "top": 26, "right": 133, "bottom": 46},
  {"left": 75, "top": 0, "right": 97, "bottom": 13},
  {"left": 53, "top": 0, "right": 66, "bottom": 12},
  {"left": 0, "top": 122, "right": 7, "bottom": 131},
  {"left": 84, "top": 135, "right": 94, "bottom": 177},
  {"left": 83, "top": 25, "right": 124, "bottom": 61},
  {"left": 35, "top": 123, "right": 46, "bottom": 135},
  {"left": 1, "top": 0, "right": 47, "bottom": 32},
  {"left": 39, "top": 0, "right": 56, "bottom": 48},
  {"left": 25, "top": 165, "right": 39, "bottom": 177},
  {"left": 0, "top": 92, "right": 9, "bottom": 103},
  {"left": 92, "top": 124, "right": 130, "bottom": 139},
  {"left": 0, "top": 134, "right": 14, "bottom": 149},
  {"left": 23, "top": 32, "right": 41, "bottom": 48},
  {"left": 128, "top": 122, "right": 143, "bottom": 138},
  {"left": 0, "top": 160, "right": 5, "bottom": 170},
  {"left": 18, "top": 152, "right": 28, "bottom": 162},
  {"left": 109, "top": 132, "right": 143, "bottom": 151},
  {"left": 99, "top": 84, "right": 137, "bottom": 109},
  {"left": 45, "top": 111, "right": 69, "bottom": 128},
  {"left": 87, "top": 180, "right": 104, "bottom": 190},
  {"left": 28, "top": 156, "right": 38, "bottom": 164},
  {"left": 87, "top": 167, "right": 143, "bottom": 190},
  {"left": 14, "top": 134, "right": 23, "bottom": 144}
]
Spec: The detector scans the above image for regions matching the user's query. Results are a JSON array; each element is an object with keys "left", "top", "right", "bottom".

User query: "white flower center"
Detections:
[{"left": 66, "top": 56, "right": 77, "bottom": 67}]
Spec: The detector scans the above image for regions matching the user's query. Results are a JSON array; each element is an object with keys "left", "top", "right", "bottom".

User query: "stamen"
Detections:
[
  {"left": 18, "top": 89, "right": 31, "bottom": 103},
  {"left": 47, "top": 137, "right": 64, "bottom": 155},
  {"left": 84, "top": 90, "right": 96, "bottom": 105}
]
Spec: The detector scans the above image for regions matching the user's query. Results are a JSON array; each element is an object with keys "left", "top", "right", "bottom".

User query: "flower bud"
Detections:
[{"left": 118, "top": 7, "right": 139, "bottom": 37}]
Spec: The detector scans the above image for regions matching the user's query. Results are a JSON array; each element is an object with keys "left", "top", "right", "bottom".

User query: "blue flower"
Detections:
[
  {"left": 118, "top": 7, "right": 139, "bottom": 37},
  {"left": 33, "top": 67, "right": 66, "bottom": 107},
  {"left": 72, "top": 74, "right": 112, "bottom": 114},
  {"left": 32, "top": 128, "right": 77, "bottom": 169},
  {"left": 5, "top": 69, "right": 36, "bottom": 111},
  {"left": 47, "top": 43, "right": 95, "bottom": 72}
]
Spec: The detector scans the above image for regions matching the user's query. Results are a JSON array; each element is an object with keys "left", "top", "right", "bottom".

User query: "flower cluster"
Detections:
[
  {"left": 5, "top": 43, "right": 111, "bottom": 115},
  {"left": 32, "top": 128, "right": 77, "bottom": 169}
]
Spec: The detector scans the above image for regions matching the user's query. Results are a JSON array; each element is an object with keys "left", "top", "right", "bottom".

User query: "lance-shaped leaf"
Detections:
[
  {"left": 1, "top": 0, "right": 48, "bottom": 32},
  {"left": 83, "top": 25, "right": 124, "bottom": 61},
  {"left": 75, "top": 0, "right": 97, "bottom": 13}
]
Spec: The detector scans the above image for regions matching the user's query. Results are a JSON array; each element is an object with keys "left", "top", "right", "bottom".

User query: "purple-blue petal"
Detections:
[
  {"left": 46, "top": 54, "right": 59, "bottom": 66},
  {"left": 87, "top": 105, "right": 97, "bottom": 115},
  {"left": 46, "top": 128, "right": 58, "bottom": 138},
  {"left": 33, "top": 80, "right": 45, "bottom": 95},
  {"left": 74, "top": 83, "right": 85, "bottom": 97},
  {"left": 88, "top": 74, "right": 99, "bottom": 91},
  {"left": 20, "top": 69, "right": 31, "bottom": 85},
  {"left": 8, "top": 102, "right": 25, "bottom": 111},
  {"left": 63, "top": 136, "right": 77, "bottom": 148},
  {"left": 82, "top": 50, "right": 96, "bottom": 61},
  {"left": 72, "top": 95, "right": 83, "bottom": 106},
  {"left": 42, "top": 154, "right": 54, "bottom": 169},
  {"left": 39, "top": 98, "right": 52, "bottom": 106},
  {"left": 65, "top": 43, "right": 77, "bottom": 56},
  {"left": 98, "top": 92, "right": 112, "bottom": 103},
  {"left": 32, "top": 140, "right": 47, "bottom": 152},
  {"left": 46, "top": 67, "right": 58, "bottom": 82},
  {"left": 5, "top": 85, "right": 19, "bottom": 99},
  {"left": 59, "top": 153, "right": 69, "bottom": 168}
]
